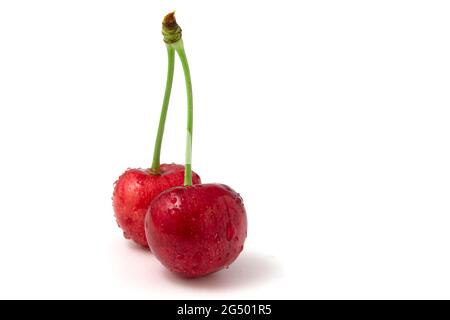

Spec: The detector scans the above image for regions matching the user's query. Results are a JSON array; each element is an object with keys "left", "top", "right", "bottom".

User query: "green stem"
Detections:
[
  {"left": 173, "top": 40, "right": 193, "bottom": 186},
  {"left": 151, "top": 45, "right": 175, "bottom": 173}
]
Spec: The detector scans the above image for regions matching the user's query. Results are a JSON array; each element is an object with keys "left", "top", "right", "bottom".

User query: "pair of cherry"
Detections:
[{"left": 113, "top": 13, "right": 247, "bottom": 278}]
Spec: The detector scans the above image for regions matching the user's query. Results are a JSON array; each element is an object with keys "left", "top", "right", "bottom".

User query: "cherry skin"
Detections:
[
  {"left": 145, "top": 183, "right": 247, "bottom": 277},
  {"left": 113, "top": 164, "right": 201, "bottom": 247}
]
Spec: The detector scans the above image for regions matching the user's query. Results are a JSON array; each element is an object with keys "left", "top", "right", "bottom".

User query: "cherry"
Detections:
[
  {"left": 145, "top": 184, "right": 247, "bottom": 277},
  {"left": 144, "top": 13, "right": 247, "bottom": 277},
  {"left": 113, "top": 13, "right": 201, "bottom": 247},
  {"left": 113, "top": 165, "right": 200, "bottom": 247}
]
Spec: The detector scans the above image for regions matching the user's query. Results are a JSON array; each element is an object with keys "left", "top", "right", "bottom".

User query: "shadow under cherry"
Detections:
[{"left": 161, "top": 251, "right": 282, "bottom": 290}]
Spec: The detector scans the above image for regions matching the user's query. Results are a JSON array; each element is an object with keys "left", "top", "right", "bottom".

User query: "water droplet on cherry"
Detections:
[{"left": 226, "top": 223, "right": 235, "bottom": 241}]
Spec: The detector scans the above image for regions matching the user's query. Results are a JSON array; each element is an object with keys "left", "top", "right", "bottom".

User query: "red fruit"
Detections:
[
  {"left": 145, "top": 183, "right": 247, "bottom": 277},
  {"left": 113, "top": 164, "right": 201, "bottom": 247}
]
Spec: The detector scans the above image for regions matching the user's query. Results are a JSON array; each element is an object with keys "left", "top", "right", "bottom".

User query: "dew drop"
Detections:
[
  {"left": 226, "top": 223, "right": 235, "bottom": 241},
  {"left": 170, "top": 197, "right": 177, "bottom": 204},
  {"left": 176, "top": 254, "right": 184, "bottom": 260}
]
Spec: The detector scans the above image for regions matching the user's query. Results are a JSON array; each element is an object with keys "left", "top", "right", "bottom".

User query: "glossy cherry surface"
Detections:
[{"left": 145, "top": 183, "right": 247, "bottom": 277}]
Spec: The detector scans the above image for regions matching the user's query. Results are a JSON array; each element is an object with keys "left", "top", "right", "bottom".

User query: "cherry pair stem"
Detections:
[{"left": 151, "top": 39, "right": 194, "bottom": 187}]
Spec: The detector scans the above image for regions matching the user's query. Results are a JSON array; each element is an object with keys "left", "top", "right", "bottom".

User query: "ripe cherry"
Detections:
[
  {"left": 144, "top": 13, "right": 247, "bottom": 277},
  {"left": 145, "top": 184, "right": 247, "bottom": 277}
]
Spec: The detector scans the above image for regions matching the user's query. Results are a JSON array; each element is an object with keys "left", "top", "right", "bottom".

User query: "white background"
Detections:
[{"left": 1, "top": 0, "right": 449, "bottom": 299}]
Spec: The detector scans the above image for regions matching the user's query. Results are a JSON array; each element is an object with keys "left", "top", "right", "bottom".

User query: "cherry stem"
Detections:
[
  {"left": 150, "top": 43, "right": 175, "bottom": 173},
  {"left": 160, "top": 12, "right": 194, "bottom": 186},
  {"left": 173, "top": 40, "right": 193, "bottom": 186}
]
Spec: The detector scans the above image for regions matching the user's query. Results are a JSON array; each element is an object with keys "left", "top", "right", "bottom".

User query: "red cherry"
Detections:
[
  {"left": 113, "top": 164, "right": 201, "bottom": 247},
  {"left": 145, "top": 183, "right": 247, "bottom": 277}
]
